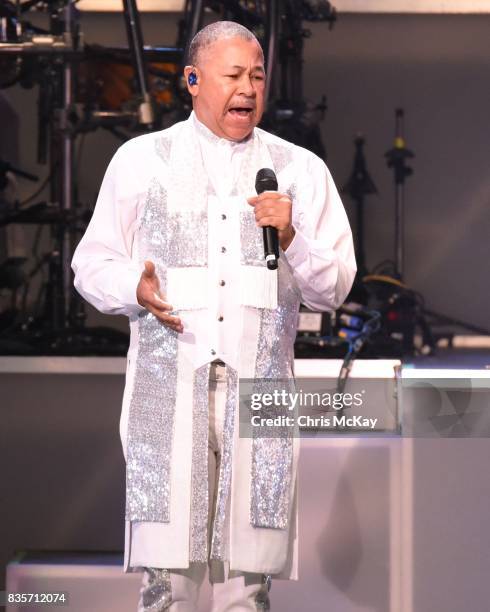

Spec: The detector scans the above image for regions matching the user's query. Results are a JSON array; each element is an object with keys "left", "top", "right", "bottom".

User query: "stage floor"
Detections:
[{"left": 1, "top": 353, "right": 489, "bottom": 612}]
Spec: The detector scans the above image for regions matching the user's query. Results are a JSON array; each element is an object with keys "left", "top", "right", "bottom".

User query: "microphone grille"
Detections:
[{"left": 255, "top": 168, "right": 278, "bottom": 194}]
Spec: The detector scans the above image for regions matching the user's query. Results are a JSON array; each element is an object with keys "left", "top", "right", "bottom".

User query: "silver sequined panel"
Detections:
[
  {"left": 125, "top": 181, "right": 178, "bottom": 522},
  {"left": 286, "top": 183, "right": 297, "bottom": 205},
  {"left": 189, "top": 364, "right": 211, "bottom": 562},
  {"left": 254, "top": 260, "right": 300, "bottom": 379},
  {"left": 126, "top": 177, "right": 180, "bottom": 522},
  {"left": 139, "top": 177, "right": 208, "bottom": 268},
  {"left": 210, "top": 367, "right": 238, "bottom": 560},
  {"left": 155, "top": 136, "right": 171, "bottom": 165},
  {"left": 250, "top": 261, "right": 300, "bottom": 529},
  {"left": 138, "top": 179, "right": 168, "bottom": 263},
  {"left": 165, "top": 209, "right": 208, "bottom": 267},
  {"left": 250, "top": 433, "right": 293, "bottom": 530},
  {"left": 267, "top": 144, "right": 293, "bottom": 177},
  {"left": 126, "top": 310, "right": 178, "bottom": 522},
  {"left": 240, "top": 211, "right": 266, "bottom": 266},
  {"left": 126, "top": 136, "right": 209, "bottom": 521}
]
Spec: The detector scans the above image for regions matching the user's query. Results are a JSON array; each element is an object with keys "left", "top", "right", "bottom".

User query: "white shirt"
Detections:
[{"left": 71, "top": 112, "right": 356, "bottom": 370}]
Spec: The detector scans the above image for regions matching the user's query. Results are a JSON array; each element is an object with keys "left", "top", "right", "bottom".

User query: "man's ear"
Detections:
[{"left": 184, "top": 65, "right": 200, "bottom": 97}]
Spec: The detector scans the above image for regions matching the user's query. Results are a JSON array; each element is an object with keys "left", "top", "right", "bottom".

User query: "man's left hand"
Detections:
[{"left": 247, "top": 192, "right": 295, "bottom": 251}]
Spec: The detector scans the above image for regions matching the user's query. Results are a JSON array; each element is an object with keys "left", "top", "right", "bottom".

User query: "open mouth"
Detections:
[{"left": 228, "top": 107, "right": 254, "bottom": 117}]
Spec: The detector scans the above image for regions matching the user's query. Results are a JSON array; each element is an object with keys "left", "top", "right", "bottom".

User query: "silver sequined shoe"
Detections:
[
  {"left": 140, "top": 568, "right": 172, "bottom": 611},
  {"left": 255, "top": 574, "right": 272, "bottom": 611}
]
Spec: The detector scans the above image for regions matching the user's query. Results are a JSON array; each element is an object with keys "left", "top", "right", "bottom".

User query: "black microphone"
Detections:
[{"left": 255, "top": 168, "right": 279, "bottom": 271}]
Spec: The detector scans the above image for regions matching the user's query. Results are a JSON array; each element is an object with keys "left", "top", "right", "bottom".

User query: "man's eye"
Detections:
[
  {"left": 253, "top": 75, "right": 265, "bottom": 81},
  {"left": 226, "top": 75, "right": 239, "bottom": 79}
]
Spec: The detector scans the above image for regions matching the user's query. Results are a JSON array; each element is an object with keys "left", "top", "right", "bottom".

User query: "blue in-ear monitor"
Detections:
[{"left": 188, "top": 72, "right": 198, "bottom": 86}]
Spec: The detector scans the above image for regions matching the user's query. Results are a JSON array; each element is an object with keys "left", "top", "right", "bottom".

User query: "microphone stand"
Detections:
[
  {"left": 334, "top": 310, "right": 381, "bottom": 430},
  {"left": 60, "top": 0, "right": 77, "bottom": 329},
  {"left": 180, "top": 0, "right": 204, "bottom": 65},
  {"left": 384, "top": 108, "right": 414, "bottom": 281},
  {"left": 121, "top": 0, "right": 154, "bottom": 126},
  {"left": 342, "top": 134, "right": 377, "bottom": 279}
]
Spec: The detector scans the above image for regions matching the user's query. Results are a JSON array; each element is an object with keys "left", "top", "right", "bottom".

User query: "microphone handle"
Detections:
[{"left": 263, "top": 226, "right": 279, "bottom": 270}]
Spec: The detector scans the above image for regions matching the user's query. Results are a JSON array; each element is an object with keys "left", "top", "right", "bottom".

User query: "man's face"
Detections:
[{"left": 185, "top": 36, "right": 266, "bottom": 141}]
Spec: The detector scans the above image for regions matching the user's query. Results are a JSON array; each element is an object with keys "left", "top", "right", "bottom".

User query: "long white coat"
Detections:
[{"left": 72, "top": 113, "right": 356, "bottom": 579}]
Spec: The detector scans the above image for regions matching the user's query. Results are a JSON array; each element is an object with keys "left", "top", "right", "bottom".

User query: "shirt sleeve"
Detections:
[
  {"left": 283, "top": 152, "right": 357, "bottom": 311},
  {"left": 71, "top": 147, "right": 145, "bottom": 317}
]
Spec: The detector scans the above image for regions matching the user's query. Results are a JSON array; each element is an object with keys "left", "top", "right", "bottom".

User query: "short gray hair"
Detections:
[{"left": 187, "top": 21, "right": 262, "bottom": 66}]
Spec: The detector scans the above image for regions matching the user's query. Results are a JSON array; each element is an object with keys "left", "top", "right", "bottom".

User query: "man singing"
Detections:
[{"left": 72, "top": 20, "right": 356, "bottom": 612}]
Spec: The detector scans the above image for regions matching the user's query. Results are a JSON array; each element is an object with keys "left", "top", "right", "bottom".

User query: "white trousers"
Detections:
[{"left": 137, "top": 363, "right": 271, "bottom": 612}]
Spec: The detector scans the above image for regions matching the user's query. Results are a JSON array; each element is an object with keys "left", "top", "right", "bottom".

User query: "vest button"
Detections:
[
  {"left": 221, "top": 214, "right": 227, "bottom": 220},
  {"left": 219, "top": 280, "right": 225, "bottom": 286},
  {"left": 210, "top": 349, "right": 216, "bottom": 355},
  {"left": 218, "top": 316, "right": 224, "bottom": 322}
]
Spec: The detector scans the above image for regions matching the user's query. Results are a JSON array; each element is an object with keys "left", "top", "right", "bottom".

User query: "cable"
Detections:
[{"left": 362, "top": 274, "right": 408, "bottom": 289}]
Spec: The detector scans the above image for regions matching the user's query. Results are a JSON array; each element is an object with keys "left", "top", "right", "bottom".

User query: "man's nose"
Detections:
[{"left": 237, "top": 75, "right": 255, "bottom": 96}]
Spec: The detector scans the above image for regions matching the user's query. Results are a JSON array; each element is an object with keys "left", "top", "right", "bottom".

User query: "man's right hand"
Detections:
[{"left": 136, "top": 260, "right": 184, "bottom": 333}]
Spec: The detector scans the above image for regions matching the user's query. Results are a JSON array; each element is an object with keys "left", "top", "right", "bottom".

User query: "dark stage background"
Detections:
[{"left": 1, "top": 11, "right": 489, "bottom": 335}]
